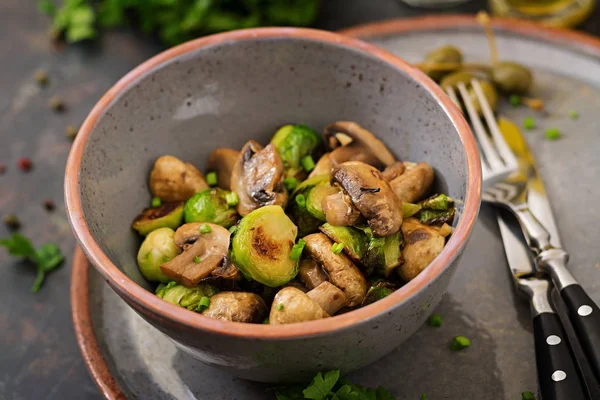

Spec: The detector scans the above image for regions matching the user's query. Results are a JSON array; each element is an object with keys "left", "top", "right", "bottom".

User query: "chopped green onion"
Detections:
[
  {"left": 262, "top": 318, "right": 270, "bottom": 324},
  {"left": 295, "top": 194, "right": 306, "bottom": 209},
  {"left": 229, "top": 225, "right": 237, "bottom": 234},
  {"left": 509, "top": 94, "right": 521, "bottom": 107},
  {"left": 568, "top": 110, "right": 579, "bottom": 120},
  {"left": 199, "top": 296, "right": 210, "bottom": 308},
  {"left": 151, "top": 197, "right": 162, "bottom": 207},
  {"left": 523, "top": 116, "right": 535, "bottom": 130},
  {"left": 206, "top": 171, "right": 218, "bottom": 186},
  {"left": 521, "top": 392, "right": 535, "bottom": 400},
  {"left": 290, "top": 239, "right": 306, "bottom": 261},
  {"left": 300, "top": 155, "right": 315, "bottom": 172},
  {"left": 276, "top": 303, "right": 284, "bottom": 311},
  {"left": 331, "top": 242, "right": 344, "bottom": 254},
  {"left": 420, "top": 394, "right": 427, "bottom": 400},
  {"left": 428, "top": 313, "right": 442, "bottom": 327},
  {"left": 199, "top": 224, "right": 212, "bottom": 234},
  {"left": 283, "top": 177, "right": 298, "bottom": 191},
  {"left": 545, "top": 128, "right": 561, "bottom": 140},
  {"left": 225, "top": 191, "right": 239, "bottom": 206},
  {"left": 193, "top": 256, "right": 201, "bottom": 264},
  {"left": 450, "top": 336, "right": 471, "bottom": 351}
]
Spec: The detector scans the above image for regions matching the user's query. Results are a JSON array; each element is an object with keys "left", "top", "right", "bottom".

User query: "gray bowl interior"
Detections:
[{"left": 79, "top": 36, "right": 468, "bottom": 290}]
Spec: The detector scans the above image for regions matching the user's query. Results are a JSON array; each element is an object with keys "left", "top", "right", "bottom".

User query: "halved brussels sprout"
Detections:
[
  {"left": 271, "top": 124, "right": 322, "bottom": 179},
  {"left": 231, "top": 205, "right": 299, "bottom": 287},
  {"left": 306, "top": 181, "right": 338, "bottom": 221},
  {"left": 156, "top": 281, "right": 219, "bottom": 311},
  {"left": 132, "top": 202, "right": 184, "bottom": 236},
  {"left": 137, "top": 227, "right": 182, "bottom": 283},
  {"left": 402, "top": 202, "right": 422, "bottom": 218},
  {"left": 319, "top": 223, "right": 366, "bottom": 263},
  {"left": 418, "top": 208, "right": 456, "bottom": 226},
  {"left": 363, "top": 279, "right": 395, "bottom": 306},
  {"left": 361, "top": 228, "right": 404, "bottom": 277},
  {"left": 184, "top": 188, "right": 238, "bottom": 228},
  {"left": 289, "top": 174, "right": 330, "bottom": 237},
  {"left": 421, "top": 193, "right": 454, "bottom": 210}
]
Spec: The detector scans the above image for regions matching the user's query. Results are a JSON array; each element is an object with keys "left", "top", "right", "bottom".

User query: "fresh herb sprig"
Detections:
[{"left": 0, "top": 233, "right": 64, "bottom": 292}]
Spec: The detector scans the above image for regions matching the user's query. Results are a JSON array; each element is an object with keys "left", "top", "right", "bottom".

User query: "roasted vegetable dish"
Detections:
[{"left": 131, "top": 121, "right": 456, "bottom": 325}]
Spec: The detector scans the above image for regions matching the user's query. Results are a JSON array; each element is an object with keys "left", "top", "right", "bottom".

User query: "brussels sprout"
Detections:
[
  {"left": 231, "top": 205, "right": 299, "bottom": 287},
  {"left": 421, "top": 193, "right": 454, "bottom": 210},
  {"left": 402, "top": 202, "right": 422, "bottom": 218},
  {"left": 156, "top": 281, "right": 219, "bottom": 311},
  {"left": 361, "top": 228, "right": 404, "bottom": 277},
  {"left": 422, "top": 45, "right": 463, "bottom": 81},
  {"left": 137, "top": 227, "right": 182, "bottom": 283},
  {"left": 289, "top": 174, "right": 330, "bottom": 236},
  {"left": 306, "top": 182, "right": 338, "bottom": 221},
  {"left": 132, "top": 202, "right": 184, "bottom": 236},
  {"left": 271, "top": 124, "right": 322, "bottom": 179},
  {"left": 418, "top": 208, "right": 456, "bottom": 226},
  {"left": 319, "top": 223, "right": 366, "bottom": 263},
  {"left": 184, "top": 188, "right": 238, "bottom": 228},
  {"left": 491, "top": 61, "right": 532, "bottom": 94},
  {"left": 363, "top": 279, "right": 395, "bottom": 306}
]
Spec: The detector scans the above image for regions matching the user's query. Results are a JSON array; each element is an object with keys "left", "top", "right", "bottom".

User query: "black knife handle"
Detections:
[
  {"left": 561, "top": 284, "right": 600, "bottom": 383},
  {"left": 533, "top": 312, "right": 588, "bottom": 400}
]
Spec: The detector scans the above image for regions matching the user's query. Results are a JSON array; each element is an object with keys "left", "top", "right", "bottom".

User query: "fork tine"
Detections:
[
  {"left": 456, "top": 82, "right": 505, "bottom": 171},
  {"left": 444, "top": 86, "right": 462, "bottom": 112},
  {"left": 471, "top": 80, "right": 518, "bottom": 169}
]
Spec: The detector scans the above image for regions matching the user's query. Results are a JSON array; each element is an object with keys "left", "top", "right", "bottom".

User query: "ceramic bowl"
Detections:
[{"left": 65, "top": 27, "right": 480, "bottom": 383}]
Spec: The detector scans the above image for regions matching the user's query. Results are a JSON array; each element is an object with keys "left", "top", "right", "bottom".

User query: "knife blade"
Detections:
[{"left": 498, "top": 118, "right": 600, "bottom": 384}]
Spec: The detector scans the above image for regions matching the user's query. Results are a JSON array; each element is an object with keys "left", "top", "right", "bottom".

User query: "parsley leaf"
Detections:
[
  {"left": 303, "top": 370, "right": 340, "bottom": 399},
  {"left": 0, "top": 233, "right": 64, "bottom": 292}
]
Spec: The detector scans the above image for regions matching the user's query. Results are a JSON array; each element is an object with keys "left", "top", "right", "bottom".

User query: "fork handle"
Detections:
[{"left": 534, "top": 312, "right": 589, "bottom": 400}]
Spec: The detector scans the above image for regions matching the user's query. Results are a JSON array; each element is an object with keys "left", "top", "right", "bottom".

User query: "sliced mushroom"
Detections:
[
  {"left": 161, "top": 223, "right": 231, "bottom": 286},
  {"left": 332, "top": 161, "right": 403, "bottom": 237},
  {"left": 298, "top": 258, "right": 329, "bottom": 290},
  {"left": 398, "top": 218, "right": 445, "bottom": 282},
  {"left": 306, "top": 281, "right": 349, "bottom": 315},
  {"left": 389, "top": 162, "right": 434, "bottom": 203},
  {"left": 230, "top": 141, "right": 288, "bottom": 216},
  {"left": 381, "top": 161, "right": 406, "bottom": 181},
  {"left": 269, "top": 287, "right": 329, "bottom": 325},
  {"left": 303, "top": 233, "right": 367, "bottom": 307},
  {"left": 203, "top": 292, "right": 267, "bottom": 323},
  {"left": 211, "top": 255, "right": 242, "bottom": 281},
  {"left": 323, "top": 121, "right": 395, "bottom": 169},
  {"left": 322, "top": 191, "right": 362, "bottom": 227},
  {"left": 149, "top": 155, "right": 208, "bottom": 202},
  {"left": 308, "top": 153, "right": 334, "bottom": 178},
  {"left": 206, "top": 148, "right": 239, "bottom": 191}
]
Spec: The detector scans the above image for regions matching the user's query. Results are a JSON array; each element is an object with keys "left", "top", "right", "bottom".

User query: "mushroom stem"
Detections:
[
  {"left": 389, "top": 162, "right": 434, "bottom": 203},
  {"left": 307, "top": 281, "right": 349, "bottom": 315},
  {"left": 298, "top": 258, "right": 329, "bottom": 290}
]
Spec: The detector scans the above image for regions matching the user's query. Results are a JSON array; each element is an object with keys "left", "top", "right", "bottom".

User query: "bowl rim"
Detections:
[{"left": 65, "top": 26, "right": 481, "bottom": 339}]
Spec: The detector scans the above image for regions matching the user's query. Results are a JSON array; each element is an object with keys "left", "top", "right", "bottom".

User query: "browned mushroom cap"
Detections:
[
  {"left": 298, "top": 258, "right": 329, "bottom": 290},
  {"left": 389, "top": 162, "right": 434, "bottom": 203},
  {"left": 398, "top": 218, "right": 445, "bottom": 282},
  {"left": 149, "top": 155, "right": 208, "bottom": 202},
  {"left": 203, "top": 292, "right": 267, "bottom": 323},
  {"left": 161, "top": 223, "right": 231, "bottom": 286},
  {"left": 323, "top": 121, "right": 395, "bottom": 169},
  {"left": 206, "top": 148, "right": 239, "bottom": 191},
  {"left": 269, "top": 287, "right": 329, "bottom": 325},
  {"left": 381, "top": 161, "right": 406, "bottom": 181},
  {"left": 308, "top": 153, "right": 334, "bottom": 178},
  {"left": 303, "top": 233, "right": 367, "bottom": 307},
  {"left": 322, "top": 191, "right": 362, "bottom": 227},
  {"left": 230, "top": 141, "right": 288, "bottom": 216},
  {"left": 332, "top": 161, "right": 403, "bottom": 237},
  {"left": 306, "top": 281, "right": 349, "bottom": 315}
]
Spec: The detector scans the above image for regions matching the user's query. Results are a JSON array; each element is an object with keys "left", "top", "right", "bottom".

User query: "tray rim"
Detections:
[{"left": 70, "top": 15, "right": 600, "bottom": 400}]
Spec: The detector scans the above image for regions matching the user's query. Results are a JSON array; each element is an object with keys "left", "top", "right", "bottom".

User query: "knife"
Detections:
[
  {"left": 497, "top": 209, "right": 589, "bottom": 400},
  {"left": 498, "top": 118, "right": 600, "bottom": 384}
]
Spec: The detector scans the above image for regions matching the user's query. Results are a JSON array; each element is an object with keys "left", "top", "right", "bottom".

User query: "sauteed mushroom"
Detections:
[
  {"left": 206, "top": 148, "right": 239, "bottom": 191},
  {"left": 398, "top": 218, "right": 445, "bottom": 282},
  {"left": 298, "top": 258, "right": 328, "bottom": 290},
  {"left": 149, "top": 155, "right": 208, "bottom": 202},
  {"left": 231, "top": 141, "right": 288, "bottom": 216},
  {"left": 389, "top": 162, "right": 434, "bottom": 203},
  {"left": 203, "top": 292, "right": 267, "bottom": 323},
  {"left": 306, "top": 281, "right": 349, "bottom": 315},
  {"left": 322, "top": 190, "right": 362, "bottom": 227},
  {"left": 308, "top": 153, "right": 334, "bottom": 178},
  {"left": 381, "top": 161, "right": 405, "bottom": 182},
  {"left": 269, "top": 287, "right": 330, "bottom": 324}
]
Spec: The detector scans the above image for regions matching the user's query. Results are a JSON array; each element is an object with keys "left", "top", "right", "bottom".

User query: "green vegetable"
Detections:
[
  {"left": 225, "top": 191, "right": 239, "bottom": 207},
  {"left": 545, "top": 128, "right": 561, "bottom": 140},
  {"left": 361, "top": 228, "right": 404, "bottom": 278},
  {"left": 291, "top": 174, "right": 330, "bottom": 196},
  {"left": 422, "top": 45, "right": 463, "bottom": 81},
  {"left": 206, "top": 171, "right": 218, "bottom": 187},
  {"left": 569, "top": 110, "right": 579, "bottom": 119},
  {"left": 331, "top": 243, "right": 344, "bottom": 255},
  {"left": 523, "top": 116, "right": 535, "bottom": 130},
  {"left": 420, "top": 394, "right": 427, "bottom": 400},
  {"left": 289, "top": 175, "right": 329, "bottom": 236},
  {"left": 428, "top": 313, "right": 442, "bottom": 327},
  {"left": 151, "top": 196, "right": 162, "bottom": 208},
  {"left": 295, "top": 194, "right": 306, "bottom": 209},
  {"left": 491, "top": 61, "right": 533, "bottom": 94},
  {"left": 440, "top": 70, "right": 474, "bottom": 89},
  {"left": 132, "top": 202, "right": 184, "bottom": 236},
  {"left": 193, "top": 256, "right": 201, "bottom": 264},
  {"left": 155, "top": 281, "right": 218, "bottom": 311},
  {"left": 509, "top": 94, "right": 521, "bottom": 107},
  {"left": 306, "top": 182, "right": 338, "bottom": 221},
  {"left": 275, "top": 369, "right": 396, "bottom": 400},
  {"left": 136, "top": 227, "right": 181, "bottom": 283},
  {"left": 421, "top": 193, "right": 453, "bottom": 211},
  {"left": 290, "top": 239, "right": 306, "bottom": 261},
  {"left": 199, "top": 224, "right": 212, "bottom": 234},
  {"left": 418, "top": 208, "right": 456, "bottom": 226},
  {"left": 231, "top": 205, "right": 298, "bottom": 287},
  {"left": 319, "top": 223, "right": 366, "bottom": 263},
  {"left": 184, "top": 188, "right": 238, "bottom": 228},
  {"left": 363, "top": 279, "right": 395, "bottom": 306},
  {"left": 521, "top": 391, "right": 535, "bottom": 400},
  {"left": 402, "top": 202, "right": 422, "bottom": 218},
  {"left": 0, "top": 233, "right": 64, "bottom": 292},
  {"left": 450, "top": 336, "right": 471, "bottom": 351},
  {"left": 276, "top": 303, "right": 284, "bottom": 311},
  {"left": 40, "top": 0, "right": 321, "bottom": 46},
  {"left": 283, "top": 177, "right": 298, "bottom": 191},
  {"left": 271, "top": 124, "right": 321, "bottom": 178}
]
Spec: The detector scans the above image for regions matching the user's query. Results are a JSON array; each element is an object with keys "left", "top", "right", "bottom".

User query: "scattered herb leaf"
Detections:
[
  {"left": 450, "top": 336, "right": 471, "bottom": 351},
  {"left": 428, "top": 313, "right": 442, "bottom": 327},
  {"left": 545, "top": 128, "right": 561, "bottom": 141}
]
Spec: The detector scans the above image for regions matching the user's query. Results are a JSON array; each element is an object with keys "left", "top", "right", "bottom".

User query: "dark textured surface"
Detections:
[{"left": 1, "top": 0, "right": 600, "bottom": 399}]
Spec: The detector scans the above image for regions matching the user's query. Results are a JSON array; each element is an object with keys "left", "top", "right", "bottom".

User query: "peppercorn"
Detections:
[
  {"left": 49, "top": 96, "right": 65, "bottom": 112},
  {"left": 17, "top": 158, "right": 33, "bottom": 172},
  {"left": 43, "top": 200, "right": 56, "bottom": 211},
  {"left": 34, "top": 70, "right": 49, "bottom": 87},
  {"left": 65, "top": 125, "right": 78, "bottom": 140},
  {"left": 3, "top": 214, "right": 21, "bottom": 230}
]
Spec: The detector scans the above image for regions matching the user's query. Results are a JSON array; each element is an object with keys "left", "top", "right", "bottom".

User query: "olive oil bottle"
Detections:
[{"left": 489, "top": 0, "right": 595, "bottom": 27}]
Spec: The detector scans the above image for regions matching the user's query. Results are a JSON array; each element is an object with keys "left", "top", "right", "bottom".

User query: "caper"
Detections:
[
  {"left": 491, "top": 61, "right": 532, "bottom": 94},
  {"left": 440, "top": 70, "right": 475, "bottom": 89},
  {"left": 470, "top": 80, "right": 498, "bottom": 114},
  {"left": 422, "top": 45, "right": 463, "bottom": 81}
]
